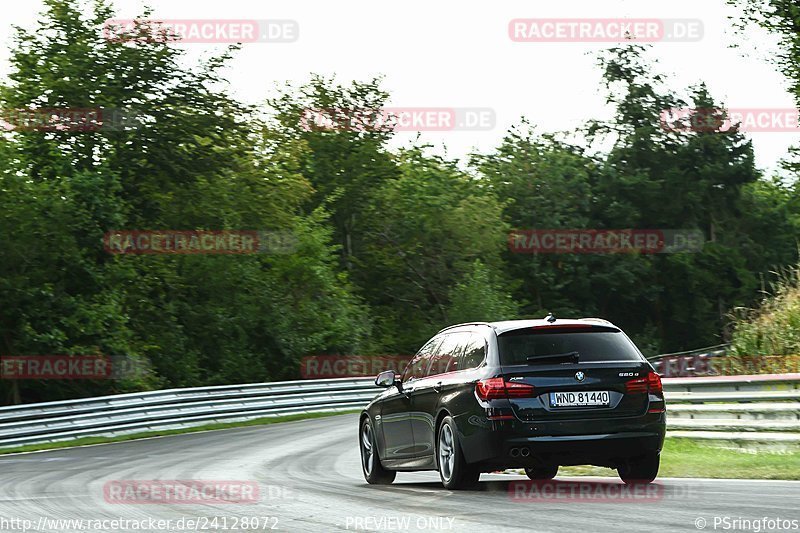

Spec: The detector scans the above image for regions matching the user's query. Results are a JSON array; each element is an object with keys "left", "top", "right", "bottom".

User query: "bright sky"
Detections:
[{"left": 2, "top": 0, "right": 798, "bottom": 175}]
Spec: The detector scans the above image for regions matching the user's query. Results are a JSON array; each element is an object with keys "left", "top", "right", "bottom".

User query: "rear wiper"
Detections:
[{"left": 525, "top": 351, "right": 580, "bottom": 364}]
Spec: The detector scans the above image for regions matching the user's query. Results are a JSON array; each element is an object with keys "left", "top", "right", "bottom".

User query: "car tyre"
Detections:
[
  {"left": 437, "top": 416, "right": 479, "bottom": 490},
  {"left": 618, "top": 453, "right": 659, "bottom": 484},
  {"left": 524, "top": 465, "right": 558, "bottom": 480},
  {"left": 360, "top": 417, "right": 396, "bottom": 485}
]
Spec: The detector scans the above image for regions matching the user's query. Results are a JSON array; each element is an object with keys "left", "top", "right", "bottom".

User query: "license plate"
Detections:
[{"left": 550, "top": 391, "right": 610, "bottom": 407}]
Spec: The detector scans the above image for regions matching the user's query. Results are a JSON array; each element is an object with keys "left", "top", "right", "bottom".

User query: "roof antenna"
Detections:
[{"left": 544, "top": 312, "right": 556, "bottom": 323}]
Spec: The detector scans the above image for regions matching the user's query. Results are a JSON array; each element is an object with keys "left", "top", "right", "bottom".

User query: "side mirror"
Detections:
[{"left": 375, "top": 370, "right": 400, "bottom": 389}]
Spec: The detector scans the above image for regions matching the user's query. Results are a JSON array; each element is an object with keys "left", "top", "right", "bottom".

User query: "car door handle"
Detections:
[{"left": 433, "top": 381, "right": 442, "bottom": 393}]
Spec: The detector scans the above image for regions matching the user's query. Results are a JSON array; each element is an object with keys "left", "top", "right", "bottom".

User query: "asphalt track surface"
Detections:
[{"left": 0, "top": 413, "right": 799, "bottom": 533}]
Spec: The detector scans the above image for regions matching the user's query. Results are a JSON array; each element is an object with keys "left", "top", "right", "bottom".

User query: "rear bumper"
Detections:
[
  {"left": 503, "top": 430, "right": 664, "bottom": 467},
  {"left": 457, "top": 412, "right": 666, "bottom": 469}
]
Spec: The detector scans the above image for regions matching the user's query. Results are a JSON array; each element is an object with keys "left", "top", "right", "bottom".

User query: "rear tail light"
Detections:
[
  {"left": 504, "top": 380, "right": 537, "bottom": 398},
  {"left": 647, "top": 371, "right": 663, "bottom": 394},
  {"left": 476, "top": 378, "right": 506, "bottom": 400},
  {"left": 625, "top": 377, "right": 648, "bottom": 393},
  {"left": 476, "top": 378, "right": 536, "bottom": 400},
  {"left": 625, "top": 371, "right": 663, "bottom": 394}
]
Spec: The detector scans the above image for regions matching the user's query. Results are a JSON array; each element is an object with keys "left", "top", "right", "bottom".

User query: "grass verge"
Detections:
[
  {"left": 0, "top": 410, "right": 360, "bottom": 456},
  {"left": 559, "top": 437, "right": 800, "bottom": 480}
]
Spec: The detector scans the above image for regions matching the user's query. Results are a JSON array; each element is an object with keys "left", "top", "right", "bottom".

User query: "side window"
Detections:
[
  {"left": 402, "top": 337, "right": 440, "bottom": 382},
  {"left": 458, "top": 334, "right": 487, "bottom": 371},
  {"left": 427, "top": 333, "right": 467, "bottom": 376}
]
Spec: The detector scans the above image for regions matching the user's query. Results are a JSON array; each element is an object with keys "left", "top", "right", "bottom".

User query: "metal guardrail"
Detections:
[
  {"left": 648, "top": 344, "right": 729, "bottom": 377},
  {"left": 648, "top": 344, "right": 730, "bottom": 362},
  {"left": 0, "top": 378, "right": 378, "bottom": 449},
  {"left": 1, "top": 374, "right": 799, "bottom": 450}
]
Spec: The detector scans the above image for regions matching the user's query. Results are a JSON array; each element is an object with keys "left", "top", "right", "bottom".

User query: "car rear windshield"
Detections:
[{"left": 498, "top": 327, "right": 643, "bottom": 365}]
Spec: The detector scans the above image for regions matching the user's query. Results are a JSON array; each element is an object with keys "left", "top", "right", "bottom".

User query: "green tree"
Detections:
[
  {"left": 0, "top": 0, "right": 372, "bottom": 402},
  {"left": 357, "top": 147, "right": 514, "bottom": 352},
  {"left": 269, "top": 76, "right": 400, "bottom": 268},
  {"left": 447, "top": 260, "right": 519, "bottom": 324}
]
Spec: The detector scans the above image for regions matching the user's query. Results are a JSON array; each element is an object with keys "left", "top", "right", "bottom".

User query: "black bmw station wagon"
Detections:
[{"left": 358, "top": 317, "right": 666, "bottom": 489}]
